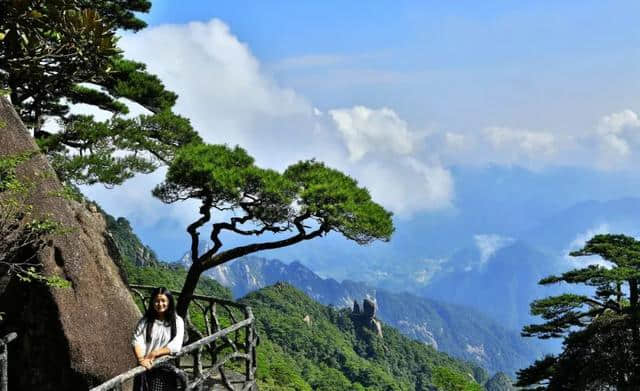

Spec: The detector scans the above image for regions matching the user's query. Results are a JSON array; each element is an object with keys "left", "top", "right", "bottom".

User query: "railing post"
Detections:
[
  {"left": 0, "top": 333, "right": 17, "bottom": 391},
  {"left": 192, "top": 346, "right": 203, "bottom": 391},
  {"left": 0, "top": 342, "right": 6, "bottom": 391},
  {"left": 245, "top": 307, "right": 255, "bottom": 384}
]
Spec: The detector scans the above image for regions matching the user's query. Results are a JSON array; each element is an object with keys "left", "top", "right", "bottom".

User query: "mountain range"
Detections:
[
  {"left": 265, "top": 196, "right": 640, "bottom": 335},
  {"left": 243, "top": 282, "right": 499, "bottom": 390},
  {"left": 182, "top": 252, "right": 541, "bottom": 376}
]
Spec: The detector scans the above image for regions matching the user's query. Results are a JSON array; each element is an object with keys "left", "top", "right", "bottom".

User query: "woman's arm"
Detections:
[
  {"left": 131, "top": 318, "right": 153, "bottom": 369},
  {"left": 146, "top": 346, "right": 171, "bottom": 360},
  {"left": 165, "top": 316, "right": 185, "bottom": 355},
  {"left": 133, "top": 344, "right": 153, "bottom": 370}
]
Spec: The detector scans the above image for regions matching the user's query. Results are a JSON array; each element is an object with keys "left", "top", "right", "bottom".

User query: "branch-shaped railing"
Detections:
[
  {"left": 90, "top": 285, "right": 258, "bottom": 391},
  {"left": 0, "top": 332, "right": 17, "bottom": 391}
]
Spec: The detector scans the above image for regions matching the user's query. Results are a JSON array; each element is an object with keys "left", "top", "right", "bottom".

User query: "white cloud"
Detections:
[
  {"left": 355, "top": 157, "right": 453, "bottom": 217},
  {"left": 119, "top": 19, "right": 312, "bottom": 160},
  {"left": 473, "top": 234, "right": 514, "bottom": 265},
  {"left": 444, "top": 132, "right": 467, "bottom": 150},
  {"left": 436, "top": 126, "right": 566, "bottom": 169},
  {"left": 112, "top": 21, "right": 640, "bottom": 175},
  {"left": 414, "top": 258, "right": 447, "bottom": 284},
  {"left": 563, "top": 224, "right": 613, "bottom": 269},
  {"left": 483, "top": 126, "right": 556, "bottom": 157},
  {"left": 602, "top": 134, "right": 630, "bottom": 156},
  {"left": 329, "top": 106, "right": 415, "bottom": 161},
  {"left": 436, "top": 110, "right": 640, "bottom": 170},
  {"left": 80, "top": 19, "right": 454, "bottom": 233},
  {"left": 594, "top": 109, "right": 640, "bottom": 167},
  {"left": 597, "top": 109, "right": 640, "bottom": 135}
]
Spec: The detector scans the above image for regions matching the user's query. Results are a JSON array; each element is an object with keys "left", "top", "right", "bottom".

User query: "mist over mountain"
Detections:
[
  {"left": 522, "top": 197, "right": 640, "bottom": 252},
  {"left": 182, "top": 253, "right": 541, "bottom": 376},
  {"left": 417, "top": 198, "right": 640, "bottom": 333},
  {"left": 261, "top": 165, "right": 640, "bottom": 281},
  {"left": 423, "top": 241, "right": 561, "bottom": 331}
]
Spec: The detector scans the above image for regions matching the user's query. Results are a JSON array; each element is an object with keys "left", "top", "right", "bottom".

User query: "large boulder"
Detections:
[
  {"left": 0, "top": 97, "right": 141, "bottom": 390},
  {"left": 351, "top": 298, "right": 383, "bottom": 338}
]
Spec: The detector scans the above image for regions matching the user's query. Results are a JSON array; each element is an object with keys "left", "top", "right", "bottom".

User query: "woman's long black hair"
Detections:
[{"left": 144, "top": 287, "right": 177, "bottom": 344}]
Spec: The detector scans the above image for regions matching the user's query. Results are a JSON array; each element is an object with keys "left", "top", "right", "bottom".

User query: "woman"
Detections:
[{"left": 132, "top": 287, "right": 186, "bottom": 391}]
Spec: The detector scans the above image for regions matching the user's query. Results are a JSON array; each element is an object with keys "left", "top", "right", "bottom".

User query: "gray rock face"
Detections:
[
  {"left": 0, "top": 97, "right": 141, "bottom": 390},
  {"left": 351, "top": 299, "right": 383, "bottom": 338},
  {"left": 363, "top": 298, "right": 377, "bottom": 318},
  {"left": 352, "top": 300, "right": 361, "bottom": 314}
]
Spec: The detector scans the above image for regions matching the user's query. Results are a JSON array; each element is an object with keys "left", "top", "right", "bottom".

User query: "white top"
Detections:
[{"left": 131, "top": 315, "right": 185, "bottom": 356}]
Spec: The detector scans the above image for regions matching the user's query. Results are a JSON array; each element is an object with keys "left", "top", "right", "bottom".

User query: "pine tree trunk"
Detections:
[
  {"left": 176, "top": 265, "right": 202, "bottom": 318},
  {"left": 630, "top": 279, "right": 639, "bottom": 340},
  {"left": 629, "top": 278, "right": 640, "bottom": 385}
]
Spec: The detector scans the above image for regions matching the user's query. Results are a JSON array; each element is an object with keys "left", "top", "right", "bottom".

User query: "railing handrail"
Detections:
[{"left": 0, "top": 333, "right": 16, "bottom": 345}]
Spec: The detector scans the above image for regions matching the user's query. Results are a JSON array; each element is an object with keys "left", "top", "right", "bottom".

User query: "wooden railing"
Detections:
[
  {"left": 0, "top": 332, "right": 16, "bottom": 391},
  {"left": 90, "top": 285, "right": 258, "bottom": 391}
]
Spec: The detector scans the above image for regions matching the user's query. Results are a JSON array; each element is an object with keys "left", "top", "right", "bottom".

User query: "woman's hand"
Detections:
[
  {"left": 138, "top": 357, "right": 153, "bottom": 370},
  {"left": 147, "top": 347, "right": 170, "bottom": 360},
  {"left": 138, "top": 347, "right": 170, "bottom": 370}
]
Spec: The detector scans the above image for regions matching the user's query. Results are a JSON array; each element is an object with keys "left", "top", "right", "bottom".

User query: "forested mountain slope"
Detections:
[
  {"left": 241, "top": 282, "right": 489, "bottom": 390},
  {"left": 196, "top": 254, "right": 539, "bottom": 376}
]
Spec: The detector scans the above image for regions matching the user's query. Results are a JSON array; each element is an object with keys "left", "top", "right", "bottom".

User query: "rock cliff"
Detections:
[
  {"left": 351, "top": 298, "right": 383, "bottom": 338},
  {"left": 0, "top": 97, "right": 141, "bottom": 390}
]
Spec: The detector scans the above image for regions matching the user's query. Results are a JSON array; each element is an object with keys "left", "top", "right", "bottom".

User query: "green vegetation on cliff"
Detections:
[
  {"left": 101, "top": 208, "right": 230, "bottom": 300},
  {"left": 0, "top": 153, "right": 68, "bottom": 288},
  {"left": 104, "top": 212, "right": 161, "bottom": 268}
]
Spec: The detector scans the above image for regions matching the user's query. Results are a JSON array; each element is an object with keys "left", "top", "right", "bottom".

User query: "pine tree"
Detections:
[
  {"left": 1, "top": 0, "right": 200, "bottom": 186},
  {"left": 517, "top": 234, "right": 640, "bottom": 390},
  {"left": 151, "top": 144, "right": 395, "bottom": 316}
]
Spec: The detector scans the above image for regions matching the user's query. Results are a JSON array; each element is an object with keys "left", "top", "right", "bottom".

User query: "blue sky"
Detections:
[
  {"left": 134, "top": 1, "right": 640, "bottom": 132},
  {"left": 142, "top": 1, "right": 640, "bottom": 76},
  {"left": 143, "top": 1, "right": 639, "bottom": 62},
  {"left": 82, "top": 2, "right": 640, "bottom": 261}
]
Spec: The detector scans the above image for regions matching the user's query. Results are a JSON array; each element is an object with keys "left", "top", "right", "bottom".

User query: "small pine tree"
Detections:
[{"left": 518, "top": 234, "right": 640, "bottom": 389}]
